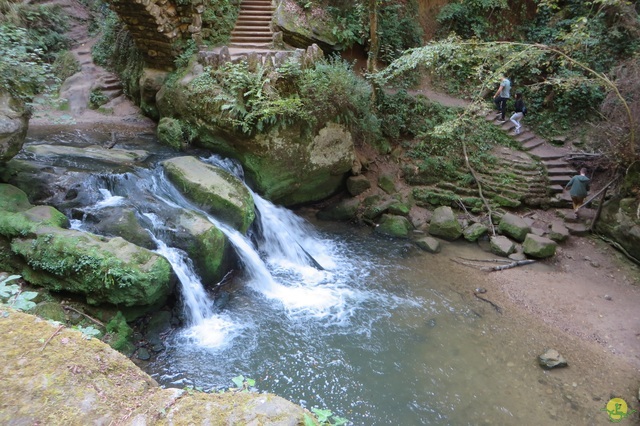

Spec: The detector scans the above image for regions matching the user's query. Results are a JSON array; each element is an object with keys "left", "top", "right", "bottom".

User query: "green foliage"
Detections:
[
  {"left": 376, "top": 89, "right": 457, "bottom": 139},
  {"left": 52, "top": 50, "right": 80, "bottom": 82},
  {"left": 437, "top": 0, "right": 509, "bottom": 39},
  {"left": 105, "top": 311, "right": 133, "bottom": 351},
  {"left": 200, "top": 0, "right": 241, "bottom": 46},
  {"left": 327, "top": 2, "right": 367, "bottom": 46},
  {"left": 0, "top": 1, "right": 70, "bottom": 61},
  {"left": 230, "top": 375, "right": 255, "bottom": 392},
  {"left": 89, "top": 89, "right": 109, "bottom": 109},
  {"left": 378, "top": 0, "right": 424, "bottom": 63},
  {"left": 92, "top": 11, "right": 144, "bottom": 102},
  {"left": 0, "top": 275, "right": 38, "bottom": 311},
  {"left": 188, "top": 56, "right": 379, "bottom": 142},
  {"left": 0, "top": 23, "right": 58, "bottom": 104},
  {"left": 303, "top": 407, "right": 348, "bottom": 425},
  {"left": 75, "top": 324, "right": 102, "bottom": 340}
]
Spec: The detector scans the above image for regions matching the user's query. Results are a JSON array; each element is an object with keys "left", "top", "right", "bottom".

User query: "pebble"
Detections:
[
  {"left": 604, "top": 294, "right": 612, "bottom": 301},
  {"left": 475, "top": 287, "right": 487, "bottom": 294}
]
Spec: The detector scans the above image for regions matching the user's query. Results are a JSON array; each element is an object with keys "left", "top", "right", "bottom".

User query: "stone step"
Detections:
[
  {"left": 237, "top": 14, "right": 273, "bottom": 20},
  {"left": 228, "top": 42, "right": 273, "bottom": 48},
  {"left": 522, "top": 138, "right": 544, "bottom": 151},
  {"left": 528, "top": 145, "right": 566, "bottom": 160},
  {"left": 542, "top": 159, "right": 570, "bottom": 168},
  {"left": 501, "top": 121, "right": 516, "bottom": 131},
  {"left": 549, "top": 184, "right": 565, "bottom": 193},
  {"left": 233, "top": 24, "right": 272, "bottom": 31},
  {"left": 515, "top": 132, "right": 535, "bottom": 143},
  {"left": 565, "top": 222, "right": 590, "bottom": 236},
  {"left": 242, "top": 6, "right": 275, "bottom": 12},
  {"left": 549, "top": 175, "right": 572, "bottom": 185},
  {"left": 546, "top": 167, "right": 576, "bottom": 176},
  {"left": 231, "top": 30, "right": 274, "bottom": 36}
]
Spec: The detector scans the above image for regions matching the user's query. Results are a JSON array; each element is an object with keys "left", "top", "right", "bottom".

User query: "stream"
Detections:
[{"left": 8, "top": 128, "right": 610, "bottom": 425}]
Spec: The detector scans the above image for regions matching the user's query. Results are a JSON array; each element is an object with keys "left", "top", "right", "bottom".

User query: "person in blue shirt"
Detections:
[{"left": 564, "top": 168, "right": 590, "bottom": 211}]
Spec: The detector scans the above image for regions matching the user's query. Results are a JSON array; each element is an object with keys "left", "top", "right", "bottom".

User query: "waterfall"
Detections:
[{"left": 71, "top": 161, "right": 359, "bottom": 347}]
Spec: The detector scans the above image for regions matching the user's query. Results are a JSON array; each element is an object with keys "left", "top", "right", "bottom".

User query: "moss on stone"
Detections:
[{"left": 0, "top": 183, "right": 32, "bottom": 212}]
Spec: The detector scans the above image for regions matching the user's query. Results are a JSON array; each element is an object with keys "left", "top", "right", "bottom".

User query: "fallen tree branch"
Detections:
[
  {"left": 40, "top": 324, "right": 64, "bottom": 352},
  {"left": 458, "top": 257, "right": 512, "bottom": 263},
  {"left": 484, "top": 259, "right": 536, "bottom": 271},
  {"left": 473, "top": 292, "right": 502, "bottom": 314},
  {"left": 62, "top": 305, "right": 105, "bottom": 328}
]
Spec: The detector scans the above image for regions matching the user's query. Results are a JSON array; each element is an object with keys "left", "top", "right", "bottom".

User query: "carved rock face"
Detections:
[{"left": 0, "top": 91, "right": 29, "bottom": 164}]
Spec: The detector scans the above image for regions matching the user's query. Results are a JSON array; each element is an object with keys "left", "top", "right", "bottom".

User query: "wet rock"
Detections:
[
  {"left": 414, "top": 236, "right": 441, "bottom": 253},
  {"left": 162, "top": 156, "right": 255, "bottom": 233},
  {"left": 538, "top": 348, "right": 568, "bottom": 369},
  {"left": 136, "top": 347, "right": 151, "bottom": 360},
  {"left": 25, "top": 144, "right": 149, "bottom": 165},
  {"left": 428, "top": 206, "right": 462, "bottom": 240},
  {"left": 523, "top": 234, "right": 557, "bottom": 258}
]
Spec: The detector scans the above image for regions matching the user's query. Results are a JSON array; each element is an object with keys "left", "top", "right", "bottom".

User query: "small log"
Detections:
[{"left": 484, "top": 259, "right": 536, "bottom": 271}]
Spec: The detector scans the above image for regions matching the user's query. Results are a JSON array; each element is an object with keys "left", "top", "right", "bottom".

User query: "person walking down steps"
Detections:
[
  {"left": 493, "top": 75, "right": 511, "bottom": 122},
  {"left": 510, "top": 93, "right": 526, "bottom": 134},
  {"left": 564, "top": 168, "right": 590, "bottom": 212}
]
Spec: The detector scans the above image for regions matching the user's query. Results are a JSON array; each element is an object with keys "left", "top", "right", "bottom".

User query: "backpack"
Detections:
[{"left": 522, "top": 105, "right": 527, "bottom": 116}]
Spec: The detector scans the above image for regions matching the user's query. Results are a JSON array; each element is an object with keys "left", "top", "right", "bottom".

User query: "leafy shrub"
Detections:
[
  {"left": 52, "top": 50, "right": 80, "bottom": 82},
  {"left": 89, "top": 89, "right": 109, "bottom": 109},
  {"left": 0, "top": 24, "right": 56, "bottom": 104},
  {"left": 92, "top": 11, "right": 143, "bottom": 102},
  {"left": 105, "top": 311, "right": 134, "bottom": 352},
  {"left": 436, "top": 0, "right": 509, "bottom": 40},
  {"left": 378, "top": 0, "right": 424, "bottom": 64}
]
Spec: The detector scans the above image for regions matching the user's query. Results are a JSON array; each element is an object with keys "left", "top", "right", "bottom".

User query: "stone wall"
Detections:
[{"left": 107, "top": 0, "right": 206, "bottom": 69}]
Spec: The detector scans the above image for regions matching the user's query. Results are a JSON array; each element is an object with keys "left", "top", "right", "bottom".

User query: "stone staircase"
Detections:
[
  {"left": 484, "top": 111, "right": 575, "bottom": 208},
  {"left": 229, "top": 0, "right": 275, "bottom": 48}
]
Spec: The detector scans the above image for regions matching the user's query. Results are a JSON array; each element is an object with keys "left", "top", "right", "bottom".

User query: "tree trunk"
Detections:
[{"left": 367, "top": 0, "right": 378, "bottom": 74}]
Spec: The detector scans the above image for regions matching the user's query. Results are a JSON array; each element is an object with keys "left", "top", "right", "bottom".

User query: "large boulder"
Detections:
[
  {"left": 273, "top": 1, "right": 343, "bottom": 51},
  {"left": 594, "top": 197, "right": 640, "bottom": 261},
  {"left": 522, "top": 234, "right": 557, "bottom": 258},
  {"left": 428, "top": 206, "right": 462, "bottom": 240},
  {"left": 162, "top": 156, "right": 255, "bottom": 234},
  {"left": 0, "top": 90, "right": 29, "bottom": 164},
  {"left": 156, "top": 62, "right": 356, "bottom": 206},
  {"left": 0, "top": 309, "right": 310, "bottom": 425},
  {"left": 0, "top": 184, "right": 173, "bottom": 307},
  {"left": 173, "top": 210, "right": 232, "bottom": 284},
  {"left": 497, "top": 213, "right": 531, "bottom": 242}
]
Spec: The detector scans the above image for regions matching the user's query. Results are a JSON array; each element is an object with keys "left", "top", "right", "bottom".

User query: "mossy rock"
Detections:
[
  {"left": 522, "top": 234, "right": 557, "bottom": 258},
  {"left": 375, "top": 214, "right": 412, "bottom": 238},
  {"left": 0, "top": 309, "right": 310, "bottom": 424},
  {"left": 156, "top": 117, "right": 185, "bottom": 150},
  {"left": 162, "top": 156, "right": 255, "bottom": 234},
  {"left": 428, "top": 206, "right": 462, "bottom": 241},
  {"left": 463, "top": 222, "right": 488, "bottom": 242},
  {"left": 0, "top": 184, "right": 32, "bottom": 212},
  {"left": 378, "top": 174, "right": 397, "bottom": 194},
  {"left": 174, "top": 210, "right": 231, "bottom": 283},
  {"left": 497, "top": 213, "right": 531, "bottom": 242},
  {"left": 316, "top": 198, "right": 360, "bottom": 221},
  {"left": 10, "top": 227, "right": 173, "bottom": 307}
]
